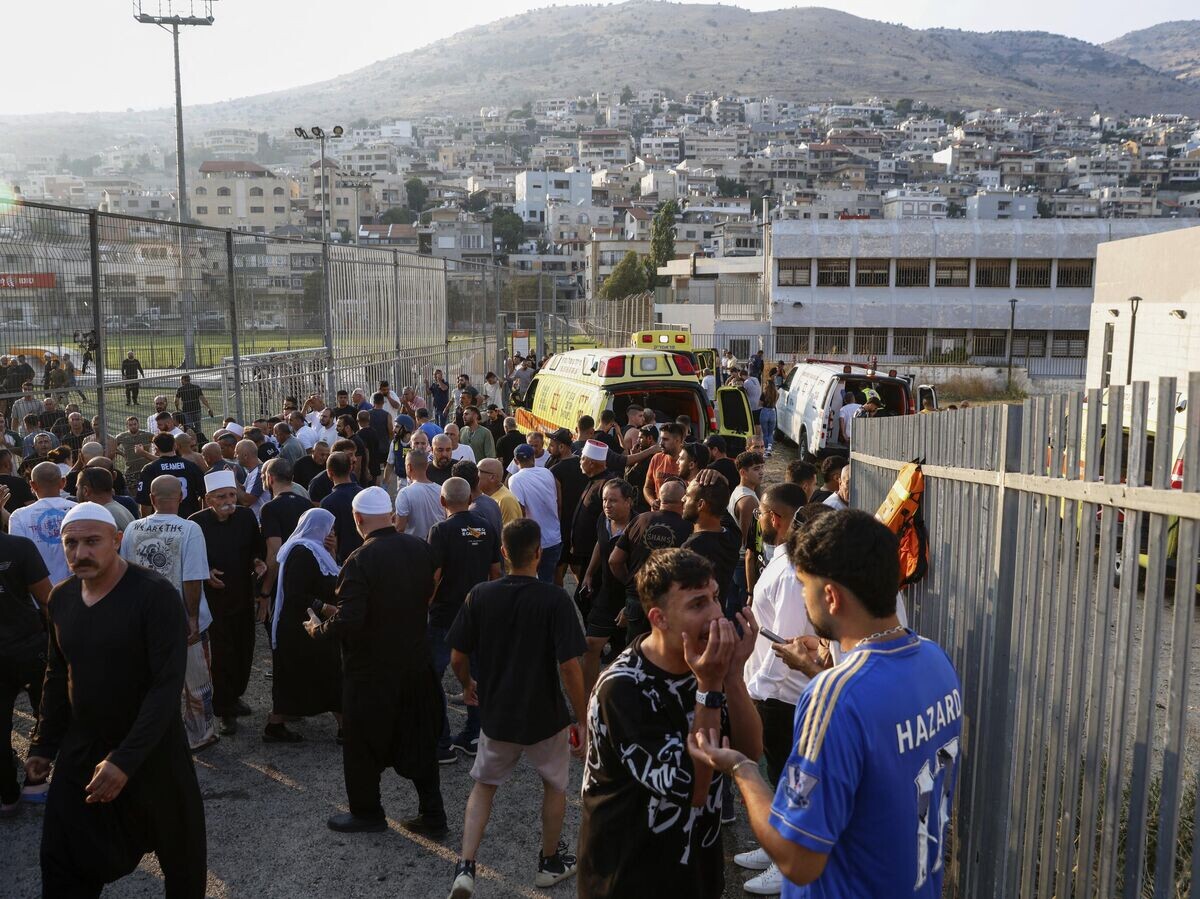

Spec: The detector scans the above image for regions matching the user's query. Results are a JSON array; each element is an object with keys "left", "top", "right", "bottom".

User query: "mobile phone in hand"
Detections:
[{"left": 759, "top": 626, "right": 786, "bottom": 644}]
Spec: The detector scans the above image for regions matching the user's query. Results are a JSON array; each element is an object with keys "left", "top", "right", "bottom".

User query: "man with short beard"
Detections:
[
  {"left": 29, "top": 503, "right": 207, "bottom": 895},
  {"left": 190, "top": 470, "right": 267, "bottom": 736},
  {"left": 428, "top": 433, "right": 457, "bottom": 486},
  {"left": 293, "top": 439, "right": 329, "bottom": 489}
]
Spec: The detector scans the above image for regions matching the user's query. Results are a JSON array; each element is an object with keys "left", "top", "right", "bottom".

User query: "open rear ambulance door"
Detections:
[{"left": 715, "top": 386, "right": 753, "bottom": 439}]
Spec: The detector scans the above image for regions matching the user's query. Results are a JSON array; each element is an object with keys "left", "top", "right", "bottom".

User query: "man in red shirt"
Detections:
[{"left": 642, "top": 422, "right": 684, "bottom": 510}]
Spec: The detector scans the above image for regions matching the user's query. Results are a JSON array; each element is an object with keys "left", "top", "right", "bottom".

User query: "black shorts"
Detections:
[{"left": 585, "top": 585, "right": 625, "bottom": 639}]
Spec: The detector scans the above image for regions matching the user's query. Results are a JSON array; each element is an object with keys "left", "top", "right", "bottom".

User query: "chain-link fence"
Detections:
[{"left": 0, "top": 199, "right": 495, "bottom": 438}]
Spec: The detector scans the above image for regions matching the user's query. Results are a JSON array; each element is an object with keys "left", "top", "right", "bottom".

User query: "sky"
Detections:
[{"left": 1, "top": 0, "right": 1194, "bottom": 115}]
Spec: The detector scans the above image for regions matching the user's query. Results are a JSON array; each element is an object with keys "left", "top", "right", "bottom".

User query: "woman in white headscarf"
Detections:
[{"left": 264, "top": 507, "right": 343, "bottom": 743}]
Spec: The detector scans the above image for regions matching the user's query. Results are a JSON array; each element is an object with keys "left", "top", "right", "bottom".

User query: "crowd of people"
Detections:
[{"left": 1, "top": 349, "right": 962, "bottom": 899}]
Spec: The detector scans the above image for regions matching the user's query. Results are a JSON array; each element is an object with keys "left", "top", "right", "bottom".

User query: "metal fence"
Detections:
[
  {"left": 0, "top": 199, "right": 495, "bottom": 434},
  {"left": 850, "top": 376, "right": 1199, "bottom": 898}
]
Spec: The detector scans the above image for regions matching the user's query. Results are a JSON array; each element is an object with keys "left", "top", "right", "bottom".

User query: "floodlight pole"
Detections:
[{"left": 172, "top": 24, "right": 187, "bottom": 224}]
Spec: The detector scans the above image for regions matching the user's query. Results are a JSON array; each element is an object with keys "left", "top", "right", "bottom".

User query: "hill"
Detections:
[
  {"left": 1105, "top": 20, "right": 1200, "bottom": 84},
  {"left": 3, "top": 2, "right": 1199, "bottom": 157}
]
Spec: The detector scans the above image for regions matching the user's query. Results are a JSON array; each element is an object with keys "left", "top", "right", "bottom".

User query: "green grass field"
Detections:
[{"left": 98, "top": 331, "right": 327, "bottom": 370}]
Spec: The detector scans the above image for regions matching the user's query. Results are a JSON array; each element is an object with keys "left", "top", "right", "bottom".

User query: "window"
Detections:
[
  {"left": 195, "top": 187, "right": 207, "bottom": 196},
  {"left": 1011, "top": 331, "right": 1046, "bottom": 358},
  {"left": 855, "top": 258, "right": 889, "bottom": 287},
  {"left": 196, "top": 206, "right": 209, "bottom": 215},
  {"left": 935, "top": 258, "right": 970, "bottom": 287},
  {"left": 775, "top": 327, "right": 810, "bottom": 356},
  {"left": 217, "top": 187, "right": 231, "bottom": 197},
  {"left": 813, "top": 328, "right": 849, "bottom": 354},
  {"left": 1056, "top": 259, "right": 1093, "bottom": 288},
  {"left": 893, "top": 328, "right": 928, "bottom": 357},
  {"left": 971, "top": 330, "right": 1007, "bottom": 358},
  {"left": 931, "top": 329, "right": 968, "bottom": 359},
  {"left": 853, "top": 328, "right": 888, "bottom": 355},
  {"left": 975, "top": 258, "right": 1011, "bottom": 288},
  {"left": 895, "top": 258, "right": 930, "bottom": 288},
  {"left": 273, "top": 187, "right": 285, "bottom": 196},
  {"left": 777, "top": 259, "right": 811, "bottom": 286},
  {"left": 249, "top": 187, "right": 264, "bottom": 197},
  {"left": 250, "top": 206, "right": 264, "bottom": 214},
  {"left": 1015, "top": 259, "right": 1052, "bottom": 288},
  {"left": 127, "top": 200, "right": 140, "bottom": 208},
  {"left": 274, "top": 206, "right": 286, "bottom": 214},
  {"left": 144, "top": 275, "right": 166, "bottom": 287},
  {"left": 1051, "top": 330, "right": 1087, "bottom": 357},
  {"left": 816, "top": 259, "right": 850, "bottom": 287},
  {"left": 218, "top": 206, "right": 232, "bottom": 215}
]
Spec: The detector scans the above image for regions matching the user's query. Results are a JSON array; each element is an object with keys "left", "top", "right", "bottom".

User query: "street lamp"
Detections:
[
  {"left": 1126, "top": 295, "right": 1142, "bottom": 385},
  {"left": 294, "top": 125, "right": 344, "bottom": 239},
  {"left": 1006, "top": 297, "right": 1018, "bottom": 391},
  {"left": 336, "top": 171, "right": 375, "bottom": 245},
  {"left": 133, "top": 0, "right": 213, "bottom": 371}
]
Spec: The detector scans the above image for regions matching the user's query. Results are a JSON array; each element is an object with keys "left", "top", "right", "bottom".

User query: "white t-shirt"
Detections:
[
  {"left": 9, "top": 497, "right": 75, "bottom": 586},
  {"left": 506, "top": 450, "right": 549, "bottom": 475},
  {"left": 394, "top": 481, "right": 444, "bottom": 540},
  {"left": 244, "top": 465, "right": 268, "bottom": 520},
  {"left": 507, "top": 466, "right": 560, "bottom": 548},
  {"left": 822, "top": 492, "right": 849, "bottom": 511},
  {"left": 120, "top": 513, "right": 213, "bottom": 632},
  {"left": 701, "top": 374, "right": 717, "bottom": 402},
  {"left": 744, "top": 550, "right": 817, "bottom": 706},
  {"left": 381, "top": 390, "right": 403, "bottom": 421},
  {"left": 743, "top": 377, "right": 762, "bottom": 411},
  {"left": 450, "top": 443, "right": 476, "bottom": 463},
  {"left": 838, "top": 403, "right": 862, "bottom": 441},
  {"left": 481, "top": 381, "right": 505, "bottom": 409}
]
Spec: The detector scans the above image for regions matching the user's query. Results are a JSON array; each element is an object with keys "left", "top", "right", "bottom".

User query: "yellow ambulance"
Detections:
[
  {"left": 630, "top": 329, "right": 719, "bottom": 378},
  {"left": 514, "top": 347, "right": 752, "bottom": 441}
]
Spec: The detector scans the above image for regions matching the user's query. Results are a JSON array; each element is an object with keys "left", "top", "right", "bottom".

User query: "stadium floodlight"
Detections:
[
  {"left": 294, "top": 125, "right": 345, "bottom": 240},
  {"left": 132, "top": 0, "right": 215, "bottom": 371}
]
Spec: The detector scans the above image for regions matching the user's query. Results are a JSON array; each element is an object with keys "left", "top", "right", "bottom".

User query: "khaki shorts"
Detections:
[{"left": 470, "top": 728, "right": 570, "bottom": 793}]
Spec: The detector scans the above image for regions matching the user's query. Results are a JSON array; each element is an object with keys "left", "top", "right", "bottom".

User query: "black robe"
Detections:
[
  {"left": 272, "top": 546, "right": 341, "bottom": 717},
  {"left": 30, "top": 564, "right": 206, "bottom": 898}
]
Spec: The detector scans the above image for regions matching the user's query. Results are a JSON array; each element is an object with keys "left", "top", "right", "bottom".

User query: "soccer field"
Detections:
[{"left": 98, "top": 331, "right": 327, "bottom": 370}]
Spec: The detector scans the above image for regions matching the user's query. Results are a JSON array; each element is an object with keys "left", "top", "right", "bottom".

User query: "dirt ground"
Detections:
[{"left": 5, "top": 446, "right": 796, "bottom": 898}]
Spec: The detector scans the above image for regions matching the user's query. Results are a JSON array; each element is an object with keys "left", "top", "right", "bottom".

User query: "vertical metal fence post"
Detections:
[
  {"left": 494, "top": 265, "right": 504, "bottom": 376},
  {"left": 87, "top": 211, "right": 107, "bottom": 439},
  {"left": 536, "top": 273, "right": 544, "bottom": 359},
  {"left": 392, "top": 251, "right": 402, "bottom": 387},
  {"left": 225, "top": 230, "right": 244, "bottom": 423},
  {"left": 442, "top": 258, "right": 450, "bottom": 379},
  {"left": 321, "top": 241, "right": 335, "bottom": 398}
]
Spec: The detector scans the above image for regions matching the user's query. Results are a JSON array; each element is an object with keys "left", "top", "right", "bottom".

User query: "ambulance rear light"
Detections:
[
  {"left": 673, "top": 354, "right": 695, "bottom": 375},
  {"left": 675, "top": 334, "right": 686, "bottom": 343},
  {"left": 601, "top": 357, "right": 625, "bottom": 377},
  {"left": 708, "top": 406, "right": 718, "bottom": 433},
  {"left": 1171, "top": 457, "right": 1184, "bottom": 490},
  {"left": 641, "top": 334, "right": 653, "bottom": 343}
]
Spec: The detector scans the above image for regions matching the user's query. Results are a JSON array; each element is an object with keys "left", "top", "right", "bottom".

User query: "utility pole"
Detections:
[
  {"left": 1126, "top": 295, "right": 1142, "bottom": 385},
  {"left": 1007, "top": 298, "right": 1018, "bottom": 391},
  {"left": 134, "top": 1, "right": 213, "bottom": 371}
]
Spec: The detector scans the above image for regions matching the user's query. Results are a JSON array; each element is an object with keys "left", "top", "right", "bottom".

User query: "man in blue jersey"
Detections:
[{"left": 687, "top": 510, "right": 963, "bottom": 897}]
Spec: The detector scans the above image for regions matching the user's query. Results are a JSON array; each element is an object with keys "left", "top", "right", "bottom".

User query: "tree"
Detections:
[
  {"left": 645, "top": 200, "right": 678, "bottom": 289},
  {"left": 405, "top": 177, "right": 429, "bottom": 212},
  {"left": 715, "top": 176, "right": 747, "bottom": 197},
  {"left": 491, "top": 208, "right": 525, "bottom": 255},
  {"left": 601, "top": 250, "right": 647, "bottom": 300},
  {"left": 380, "top": 207, "right": 417, "bottom": 225},
  {"left": 464, "top": 190, "right": 489, "bottom": 213},
  {"left": 620, "top": 85, "right": 634, "bottom": 105},
  {"left": 895, "top": 98, "right": 915, "bottom": 117}
]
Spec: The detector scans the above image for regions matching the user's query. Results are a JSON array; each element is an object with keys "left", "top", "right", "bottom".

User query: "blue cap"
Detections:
[
  {"left": 514, "top": 443, "right": 535, "bottom": 460},
  {"left": 395, "top": 414, "right": 415, "bottom": 433}
]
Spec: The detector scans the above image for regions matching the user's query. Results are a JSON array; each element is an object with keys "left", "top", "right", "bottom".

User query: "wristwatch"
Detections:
[{"left": 695, "top": 689, "right": 725, "bottom": 709}]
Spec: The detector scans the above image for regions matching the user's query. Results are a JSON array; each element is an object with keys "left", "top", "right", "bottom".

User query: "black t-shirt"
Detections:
[
  {"left": 0, "top": 532, "right": 50, "bottom": 652},
  {"left": 496, "top": 431, "right": 524, "bottom": 469},
  {"left": 427, "top": 461, "right": 454, "bottom": 486},
  {"left": 707, "top": 457, "right": 739, "bottom": 489},
  {"left": 368, "top": 409, "right": 392, "bottom": 453},
  {"left": 320, "top": 482, "right": 364, "bottom": 564},
  {"left": 427, "top": 510, "right": 500, "bottom": 628},
  {"left": 446, "top": 575, "right": 586, "bottom": 744},
  {"left": 292, "top": 455, "right": 321, "bottom": 489},
  {"left": 332, "top": 404, "right": 359, "bottom": 422},
  {"left": 571, "top": 470, "right": 613, "bottom": 564},
  {"left": 261, "top": 492, "right": 312, "bottom": 544},
  {"left": 307, "top": 470, "right": 358, "bottom": 504},
  {"left": 614, "top": 510, "right": 693, "bottom": 586},
  {"left": 136, "top": 455, "right": 207, "bottom": 517},
  {"left": 809, "top": 488, "right": 833, "bottom": 504},
  {"left": 578, "top": 637, "right": 729, "bottom": 899},
  {"left": 175, "top": 382, "right": 204, "bottom": 413},
  {"left": 683, "top": 524, "right": 741, "bottom": 601},
  {"left": 550, "top": 456, "right": 588, "bottom": 549},
  {"left": 0, "top": 473, "right": 35, "bottom": 513},
  {"left": 357, "top": 426, "right": 382, "bottom": 478}
]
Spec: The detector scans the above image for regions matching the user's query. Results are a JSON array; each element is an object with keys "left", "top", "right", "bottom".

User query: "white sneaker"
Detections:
[
  {"left": 733, "top": 846, "right": 770, "bottom": 871},
  {"left": 744, "top": 862, "right": 783, "bottom": 895}
]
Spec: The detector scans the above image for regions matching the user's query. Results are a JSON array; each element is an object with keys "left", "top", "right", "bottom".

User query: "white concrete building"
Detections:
[
  {"left": 883, "top": 189, "right": 949, "bottom": 219},
  {"left": 966, "top": 191, "right": 1038, "bottom": 220},
  {"left": 514, "top": 169, "right": 593, "bottom": 225},
  {"left": 192, "top": 161, "right": 294, "bottom": 234}
]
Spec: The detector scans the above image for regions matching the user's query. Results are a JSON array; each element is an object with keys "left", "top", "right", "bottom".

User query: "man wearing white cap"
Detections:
[
  {"left": 191, "top": 468, "right": 267, "bottom": 736},
  {"left": 304, "top": 486, "right": 446, "bottom": 836},
  {"left": 569, "top": 440, "right": 615, "bottom": 583},
  {"left": 9, "top": 461, "right": 76, "bottom": 586},
  {"left": 121, "top": 475, "right": 218, "bottom": 751},
  {"left": 28, "top": 502, "right": 207, "bottom": 896}
]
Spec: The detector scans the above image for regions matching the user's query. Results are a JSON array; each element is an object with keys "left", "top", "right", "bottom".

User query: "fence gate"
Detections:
[{"left": 851, "top": 376, "right": 1199, "bottom": 899}]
